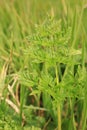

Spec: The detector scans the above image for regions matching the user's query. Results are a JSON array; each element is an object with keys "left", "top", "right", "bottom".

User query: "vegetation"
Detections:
[{"left": 0, "top": 0, "right": 87, "bottom": 130}]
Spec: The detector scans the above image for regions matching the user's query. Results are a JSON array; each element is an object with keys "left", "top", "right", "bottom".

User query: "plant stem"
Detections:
[
  {"left": 70, "top": 99, "right": 76, "bottom": 130},
  {"left": 57, "top": 104, "right": 61, "bottom": 130},
  {"left": 55, "top": 63, "right": 61, "bottom": 130}
]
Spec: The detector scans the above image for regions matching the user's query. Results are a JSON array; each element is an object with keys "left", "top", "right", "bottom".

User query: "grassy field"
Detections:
[{"left": 0, "top": 0, "right": 87, "bottom": 130}]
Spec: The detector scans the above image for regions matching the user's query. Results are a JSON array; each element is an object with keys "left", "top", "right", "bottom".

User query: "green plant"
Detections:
[
  {"left": 19, "top": 17, "right": 87, "bottom": 130},
  {"left": 0, "top": 0, "right": 87, "bottom": 130}
]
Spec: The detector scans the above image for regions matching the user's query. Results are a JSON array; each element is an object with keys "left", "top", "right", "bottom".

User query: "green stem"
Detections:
[
  {"left": 57, "top": 104, "right": 61, "bottom": 130},
  {"left": 55, "top": 63, "right": 61, "bottom": 130},
  {"left": 70, "top": 99, "right": 76, "bottom": 130}
]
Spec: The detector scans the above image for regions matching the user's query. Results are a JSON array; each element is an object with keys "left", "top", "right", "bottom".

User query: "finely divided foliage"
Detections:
[
  {"left": 0, "top": 0, "right": 87, "bottom": 130},
  {"left": 19, "top": 17, "right": 86, "bottom": 129},
  {"left": 21, "top": 17, "right": 84, "bottom": 101}
]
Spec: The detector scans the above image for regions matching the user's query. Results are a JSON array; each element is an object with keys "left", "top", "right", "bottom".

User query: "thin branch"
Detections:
[{"left": 1, "top": 97, "right": 19, "bottom": 114}]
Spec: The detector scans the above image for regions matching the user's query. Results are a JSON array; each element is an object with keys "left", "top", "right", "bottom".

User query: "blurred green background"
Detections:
[{"left": 0, "top": 0, "right": 87, "bottom": 130}]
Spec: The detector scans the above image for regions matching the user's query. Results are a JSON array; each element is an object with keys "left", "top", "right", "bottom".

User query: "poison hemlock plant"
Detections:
[{"left": 19, "top": 17, "right": 86, "bottom": 130}]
